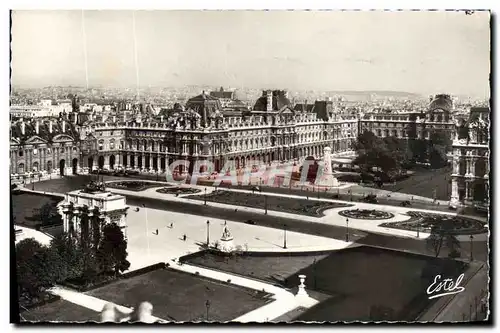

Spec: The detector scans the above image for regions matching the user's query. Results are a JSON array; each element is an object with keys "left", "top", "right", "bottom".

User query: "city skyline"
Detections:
[{"left": 11, "top": 10, "right": 491, "bottom": 98}]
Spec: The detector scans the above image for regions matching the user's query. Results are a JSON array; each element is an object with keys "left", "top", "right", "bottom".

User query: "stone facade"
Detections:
[{"left": 449, "top": 107, "right": 490, "bottom": 208}]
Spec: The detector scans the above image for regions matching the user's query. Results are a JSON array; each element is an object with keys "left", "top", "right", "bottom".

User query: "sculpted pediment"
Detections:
[
  {"left": 52, "top": 134, "right": 74, "bottom": 142},
  {"left": 10, "top": 138, "right": 20, "bottom": 145},
  {"left": 25, "top": 136, "right": 48, "bottom": 145}
]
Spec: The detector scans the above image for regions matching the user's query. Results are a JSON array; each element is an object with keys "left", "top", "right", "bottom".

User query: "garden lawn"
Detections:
[
  {"left": 184, "top": 246, "right": 468, "bottom": 321},
  {"left": 185, "top": 190, "right": 353, "bottom": 217},
  {"left": 11, "top": 192, "right": 62, "bottom": 228},
  {"left": 86, "top": 268, "right": 271, "bottom": 322},
  {"left": 20, "top": 299, "right": 99, "bottom": 322}
]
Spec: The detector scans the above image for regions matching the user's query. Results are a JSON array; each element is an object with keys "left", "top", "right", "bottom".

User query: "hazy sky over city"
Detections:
[{"left": 11, "top": 10, "right": 490, "bottom": 98}]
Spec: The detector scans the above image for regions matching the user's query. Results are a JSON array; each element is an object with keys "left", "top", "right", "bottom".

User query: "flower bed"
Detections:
[
  {"left": 338, "top": 209, "right": 394, "bottom": 220},
  {"left": 156, "top": 187, "right": 202, "bottom": 195},
  {"left": 379, "top": 211, "right": 488, "bottom": 235},
  {"left": 106, "top": 181, "right": 169, "bottom": 192}
]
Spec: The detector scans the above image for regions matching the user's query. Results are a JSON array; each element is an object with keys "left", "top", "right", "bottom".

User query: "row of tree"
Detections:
[
  {"left": 353, "top": 130, "right": 452, "bottom": 175},
  {"left": 16, "top": 222, "right": 130, "bottom": 300}
]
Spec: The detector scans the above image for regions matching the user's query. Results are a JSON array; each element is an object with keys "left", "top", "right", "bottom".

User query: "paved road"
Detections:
[{"left": 121, "top": 193, "right": 488, "bottom": 262}]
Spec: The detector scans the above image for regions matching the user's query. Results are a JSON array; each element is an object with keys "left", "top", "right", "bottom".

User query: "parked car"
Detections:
[
  {"left": 245, "top": 219, "right": 256, "bottom": 225},
  {"left": 400, "top": 200, "right": 411, "bottom": 207}
]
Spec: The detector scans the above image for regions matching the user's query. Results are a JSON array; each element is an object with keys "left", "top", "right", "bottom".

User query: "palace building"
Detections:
[
  {"left": 10, "top": 90, "right": 469, "bottom": 181},
  {"left": 449, "top": 107, "right": 490, "bottom": 209},
  {"left": 10, "top": 117, "right": 82, "bottom": 176}
]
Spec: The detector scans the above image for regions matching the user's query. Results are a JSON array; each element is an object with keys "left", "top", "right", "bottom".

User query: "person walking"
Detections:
[
  {"left": 156, "top": 229, "right": 159, "bottom": 235},
  {"left": 183, "top": 234, "right": 187, "bottom": 241}
]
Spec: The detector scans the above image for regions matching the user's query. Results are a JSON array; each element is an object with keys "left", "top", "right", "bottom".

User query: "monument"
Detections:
[
  {"left": 219, "top": 226, "right": 235, "bottom": 253},
  {"left": 314, "top": 147, "right": 339, "bottom": 187},
  {"left": 296, "top": 274, "right": 309, "bottom": 298},
  {"left": 58, "top": 180, "right": 129, "bottom": 242}
]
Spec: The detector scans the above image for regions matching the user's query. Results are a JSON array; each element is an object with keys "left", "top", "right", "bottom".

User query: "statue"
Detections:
[
  {"left": 314, "top": 147, "right": 339, "bottom": 187},
  {"left": 221, "top": 226, "right": 232, "bottom": 240}
]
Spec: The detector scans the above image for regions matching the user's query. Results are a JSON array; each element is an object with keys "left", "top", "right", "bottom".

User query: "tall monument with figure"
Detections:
[{"left": 315, "top": 147, "right": 339, "bottom": 187}]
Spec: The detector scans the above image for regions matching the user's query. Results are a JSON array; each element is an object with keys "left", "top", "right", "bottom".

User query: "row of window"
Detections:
[{"left": 15, "top": 147, "right": 77, "bottom": 157}]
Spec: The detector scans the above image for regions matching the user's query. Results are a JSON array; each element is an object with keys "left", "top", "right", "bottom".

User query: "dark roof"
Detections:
[
  {"left": 293, "top": 103, "right": 315, "bottom": 112},
  {"left": 469, "top": 107, "right": 490, "bottom": 123},
  {"left": 253, "top": 91, "right": 292, "bottom": 111},
  {"left": 11, "top": 119, "right": 79, "bottom": 144},
  {"left": 429, "top": 95, "right": 452, "bottom": 112}
]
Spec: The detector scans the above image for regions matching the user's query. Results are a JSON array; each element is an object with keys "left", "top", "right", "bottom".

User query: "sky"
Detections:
[{"left": 10, "top": 10, "right": 491, "bottom": 98}]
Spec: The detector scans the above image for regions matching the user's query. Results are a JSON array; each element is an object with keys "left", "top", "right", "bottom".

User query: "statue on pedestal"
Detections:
[{"left": 219, "top": 225, "right": 234, "bottom": 253}]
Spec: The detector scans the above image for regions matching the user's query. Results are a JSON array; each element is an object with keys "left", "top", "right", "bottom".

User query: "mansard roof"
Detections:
[{"left": 10, "top": 118, "right": 79, "bottom": 145}]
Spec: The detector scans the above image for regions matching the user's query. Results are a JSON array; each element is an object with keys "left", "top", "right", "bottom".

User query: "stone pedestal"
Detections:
[
  {"left": 315, "top": 147, "right": 339, "bottom": 187},
  {"left": 219, "top": 226, "right": 235, "bottom": 253},
  {"left": 449, "top": 178, "right": 460, "bottom": 208},
  {"left": 296, "top": 274, "right": 309, "bottom": 297}
]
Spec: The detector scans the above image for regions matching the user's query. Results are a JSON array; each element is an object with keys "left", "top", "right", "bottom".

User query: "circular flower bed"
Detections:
[
  {"left": 338, "top": 209, "right": 395, "bottom": 220},
  {"left": 156, "top": 187, "right": 201, "bottom": 195},
  {"left": 379, "top": 211, "right": 487, "bottom": 235},
  {"left": 106, "top": 181, "right": 168, "bottom": 192}
]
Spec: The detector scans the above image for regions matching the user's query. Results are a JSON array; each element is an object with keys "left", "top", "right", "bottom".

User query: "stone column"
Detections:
[
  {"left": 134, "top": 154, "right": 139, "bottom": 169},
  {"left": 150, "top": 154, "right": 154, "bottom": 171},
  {"left": 141, "top": 154, "right": 146, "bottom": 170},
  {"left": 471, "top": 158, "right": 476, "bottom": 177},
  {"left": 450, "top": 178, "right": 459, "bottom": 207}
]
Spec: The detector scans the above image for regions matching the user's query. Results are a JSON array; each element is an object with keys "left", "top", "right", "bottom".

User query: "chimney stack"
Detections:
[
  {"left": 62, "top": 120, "right": 66, "bottom": 133},
  {"left": 21, "top": 121, "right": 25, "bottom": 135},
  {"left": 160, "top": 115, "right": 164, "bottom": 123},
  {"left": 49, "top": 120, "right": 53, "bottom": 133},
  {"left": 113, "top": 115, "right": 116, "bottom": 123},
  {"left": 35, "top": 120, "right": 39, "bottom": 134},
  {"left": 266, "top": 90, "right": 273, "bottom": 111}
]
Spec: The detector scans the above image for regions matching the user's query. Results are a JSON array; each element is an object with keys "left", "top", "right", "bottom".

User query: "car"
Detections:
[
  {"left": 400, "top": 200, "right": 411, "bottom": 207},
  {"left": 245, "top": 219, "right": 256, "bottom": 225}
]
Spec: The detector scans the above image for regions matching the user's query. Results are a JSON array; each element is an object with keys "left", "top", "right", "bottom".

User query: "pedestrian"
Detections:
[
  {"left": 156, "top": 229, "right": 159, "bottom": 235},
  {"left": 183, "top": 234, "right": 187, "bottom": 241},
  {"left": 170, "top": 222, "right": 174, "bottom": 229}
]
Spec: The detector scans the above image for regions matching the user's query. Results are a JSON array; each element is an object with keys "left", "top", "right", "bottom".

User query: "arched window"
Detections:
[
  {"left": 98, "top": 140, "right": 104, "bottom": 151},
  {"left": 19, "top": 150, "right": 23, "bottom": 157},
  {"left": 18, "top": 163, "right": 25, "bottom": 174},
  {"left": 109, "top": 139, "right": 115, "bottom": 150}
]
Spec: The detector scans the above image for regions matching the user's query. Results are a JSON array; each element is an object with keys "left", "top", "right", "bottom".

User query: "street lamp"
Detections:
[
  {"left": 264, "top": 195, "right": 268, "bottom": 215},
  {"left": 345, "top": 218, "right": 349, "bottom": 242},
  {"left": 283, "top": 224, "right": 287, "bottom": 249},
  {"left": 417, "top": 219, "right": 420, "bottom": 238},
  {"left": 206, "top": 220, "right": 210, "bottom": 247},
  {"left": 470, "top": 235, "right": 474, "bottom": 262},
  {"left": 204, "top": 187, "right": 207, "bottom": 205},
  {"left": 205, "top": 300, "right": 211, "bottom": 321}
]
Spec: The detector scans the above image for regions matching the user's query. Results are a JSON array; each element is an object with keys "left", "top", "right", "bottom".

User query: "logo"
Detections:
[{"left": 426, "top": 273, "right": 465, "bottom": 300}]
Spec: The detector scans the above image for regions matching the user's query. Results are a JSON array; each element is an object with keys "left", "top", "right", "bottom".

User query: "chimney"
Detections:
[
  {"left": 35, "top": 120, "right": 39, "bottom": 134},
  {"left": 160, "top": 115, "right": 164, "bottom": 123},
  {"left": 49, "top": 120, "right": 53, "bottom": 133},
  {"left": 21, "top": 121, "right": 25, "bottom": 135},
  {"left": 266, "top": 90, "right": 273, "bottom": 111},
  {"left": 113, "top": 115, "right": 116, "bottom": 123},
  {"left": 73, "top": 113, "right": 78, "bottom": 124},
  {"left": 62, "top": 120, "right": 66, "bottom": 133},
  {"left": 123, "top": 114, "right": 126, "bottom": 122}
]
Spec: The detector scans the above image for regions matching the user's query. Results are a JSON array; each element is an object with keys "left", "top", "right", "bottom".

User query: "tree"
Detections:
[
  {"left": 97, "top": 223, "right": 130, "bottom": 275},
  {"left": 426, "top": 218, "right": 461, "bottom": 258},
  {"left": 31, "top": 202, "right": 62, "bottom": 226},
  {"left": 16, "top": 238, "right": 62, "bottom": 298},
  {"left": 354, "top": 131, "right": 403, "bottom": 174},
  {"left": 49, "top": 233, "right": 85, "bottom": 280}
]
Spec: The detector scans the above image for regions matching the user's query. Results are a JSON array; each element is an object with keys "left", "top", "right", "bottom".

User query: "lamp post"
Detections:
[
  {"left": 204, "top": 187, "right": 207, "bottom": 205},
  {"left": 206, "top": 220, "right": 210, "bottom": 247},
  {"left": 205, "top": 300, "right": 211, "bottom": 321},
  {"left": 264, "top": 195, "right": 268, "bottom": 215},
  {"left": 345, "top": 218, "right": 349, "bottom": 242},
  {"left": 470, "top": 235, "right": 474, "bottom": 262},
  {"left": 283, "top": 224, "right": 287, "bottom": 249}
]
